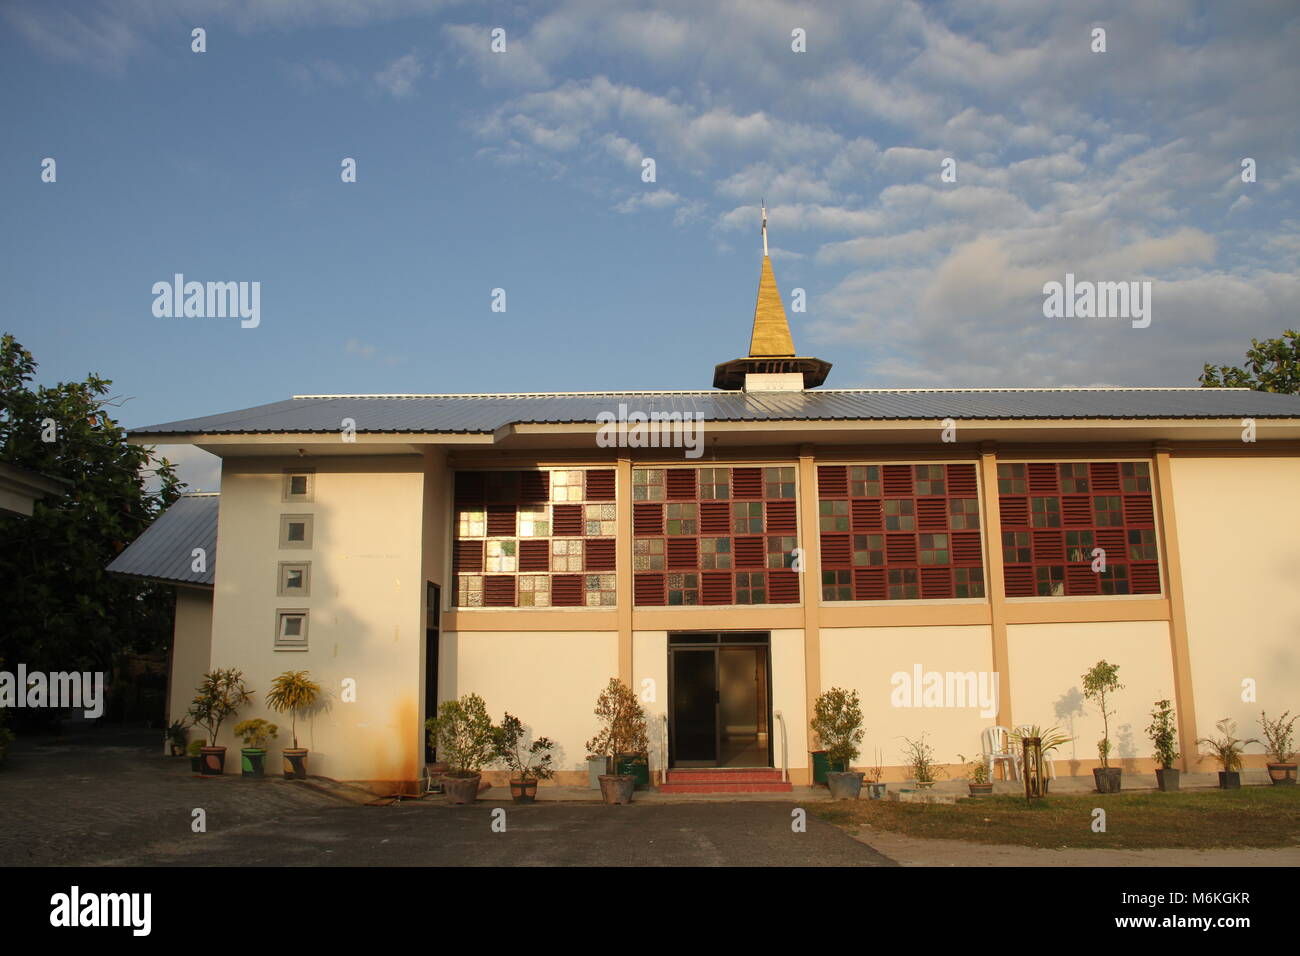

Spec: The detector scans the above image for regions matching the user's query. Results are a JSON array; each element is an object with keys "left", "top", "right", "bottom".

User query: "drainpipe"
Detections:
[{"left": 775, "top": 709, "right": 789, "bottom": 783}]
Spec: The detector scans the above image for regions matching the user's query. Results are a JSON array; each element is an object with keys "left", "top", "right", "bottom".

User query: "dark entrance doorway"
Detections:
[
  {"left": 424, "top": 582, "right": 440, "bottom": 764},
  {"left": 668, "top": 632, "right": 771, "bottom": 768}
]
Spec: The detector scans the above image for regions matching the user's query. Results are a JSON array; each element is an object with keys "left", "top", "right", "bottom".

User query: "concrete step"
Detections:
[{"left": 659, "top": 781, "right": 794, "bottom": 794}]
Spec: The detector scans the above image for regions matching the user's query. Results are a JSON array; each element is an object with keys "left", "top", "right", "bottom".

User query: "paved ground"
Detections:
[{"left": 0, "top": 725, "right": 893, "bottom": 867}]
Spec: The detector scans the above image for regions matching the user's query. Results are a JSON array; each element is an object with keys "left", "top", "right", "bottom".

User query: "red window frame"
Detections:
[
  {"left": 818, "top": 462, "right": 984, "bottom": 601},
  {"left": 453, "top": 468, "right": 617, "bottom": 607},
  {"left": 998, "top": 461, "right": 1161, "bottom": 597},
  {"left": 633, "top": 465, "right": 800, "bottom": 606}
]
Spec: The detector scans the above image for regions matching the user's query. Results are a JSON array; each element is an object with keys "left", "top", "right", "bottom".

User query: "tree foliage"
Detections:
[
  {"left": 1199, "top": 329, "right": 1300, "bottom": 394},
  {"left": 0, "top": 334, "right": 182, "bottom": 675}
]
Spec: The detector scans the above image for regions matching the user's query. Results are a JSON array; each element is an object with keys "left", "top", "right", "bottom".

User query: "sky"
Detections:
[{"left": 2, "top": 0, "right": 1298, "bottom": 491}]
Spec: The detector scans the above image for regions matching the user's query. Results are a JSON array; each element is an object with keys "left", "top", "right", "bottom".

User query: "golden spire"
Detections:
[{"left": 748, "top": 202, "right": 796, "bottom": 357}]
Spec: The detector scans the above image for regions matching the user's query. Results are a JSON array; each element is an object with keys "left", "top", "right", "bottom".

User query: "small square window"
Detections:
[
  {"left": 731, "top": 501, "right": 762, "bottom": 534},
  {"left": 282, "top": 470, "right": 314, "bottom": 502},
  {"left": 819, "top": 499, "right": 849, "bottom": 532},
  {"left": 1121, "top": 462, "right": 1152, "bottom": 493},
  {"left": 998, "top": 463, "right": 1026, "bottom": 494},
  {"left": 1034, "top": 566, "right": 1065, "bottom": 597},
  {"left": 887, "top": 568, "right": 918, "bottom": 600},
  {"left": 275, "top": 610, "right": 309, "bottom": 650},
  {"left": 850, "top": 465, "right": 881, "bottom": 497},
  {"left": 735, "top": 571, "right": 765, "bottom": 605},
  {"left": 278, "top": 562, "right": 311, "bottom": 596},
  {"left": 279, "top": 514, "right": 313, "bottom": 549},
  {"left": 822, "top": 569, "right": 851, "bottom": 601},
  {"left": 954, "top": 567, "right": 985, "bottom": 598}
]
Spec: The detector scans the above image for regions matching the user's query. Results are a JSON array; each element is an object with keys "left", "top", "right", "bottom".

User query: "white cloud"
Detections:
[{"left": 374, "top": 53, "right": 423, "bottom": 98}]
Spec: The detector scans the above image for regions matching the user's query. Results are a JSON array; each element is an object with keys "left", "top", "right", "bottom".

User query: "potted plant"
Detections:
[
  {"left": 265, "top": 670, "right": 321, "bottom": 779},
  {"left": 166, "top": 719, "right": 189, "bottom": 757},
  {"left": 494, "top": 712, "right": 557, "bottom": 803},
  {"left": 1198, "top": 718, "right": 1258, "bottom": 789},
  {"left": 865, "top": 748, "right": 886, "bottom": 799},
  {"left": 426, "top": 693, "right": 496, "bottom": 804},
  {"left": 1259, "top": 711, "right": 1298, "bottom": 785},
  {"left": 585, "top": 678, "right": 648, "bottom": 805},
  {"left": 187, "top": 668, "right": 253, "bottom": 776},
  {"left": 1008, "top": 724, "right": 1073, "bottom": 794},
  {"left": 958, "top": 753, "right": 992, "bottom": 796},
  {"left": 900, "top": 734, "right": 943, "bottom": 789},
  {"left": 1082, "top": 659, "right": 1124, "bottom": 793},
  {"left": 811, "top": 687, "right": 865, "bottom": 800},
  {"left": 1146, "top": 699, "right": 1180, "bottom": 791},
  {"left": 186, "top": 738, "right": 204, "bottom": 774},
  {"left": 233, "top": 718, "right": 278, "bottom": 779}
]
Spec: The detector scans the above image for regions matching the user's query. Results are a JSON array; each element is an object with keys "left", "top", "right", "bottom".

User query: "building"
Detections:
[{"left": 122, "top": 216, "right": 1300, "bottom": 791}]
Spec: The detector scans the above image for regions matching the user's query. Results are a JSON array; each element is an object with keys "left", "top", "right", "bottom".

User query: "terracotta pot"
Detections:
[
  {"left": 199, "top": 746, "right": 226, "bottom": 776},
  {"left": 1267, "top": 763, "right": 1297, "bottom": 785},
  {"left": 510, "top": 778, "right": 539, "bottom": 803},
  {"left": 443, "top": 773, "right": 482, "bottom": 805},
  {"left": 282, "top": 748, "right": 309, "bottom": 779},
  {"left": 598, "top": 774, "right": 635, "bottom": 805},
  {"left": 967, "top": 782, "right": 994, "bottom": 796}
]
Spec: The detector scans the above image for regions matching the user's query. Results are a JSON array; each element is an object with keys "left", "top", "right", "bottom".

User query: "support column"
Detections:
[
  {"left": 797, "top": 445, "right": 823, "bottom": 758},
  {"left": 616, "top": 457, "right": 634, "bottom": 685},
  {"left": 1151, "top": 442, "right": 1198, "bottom": 771},
  {"left": 978, "top": 443, "right": 1013, "bottom": 730}
]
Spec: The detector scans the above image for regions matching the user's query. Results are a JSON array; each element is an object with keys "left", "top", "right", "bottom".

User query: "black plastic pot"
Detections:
[
  {"left": 189, "top": 755, "right": 202, "bottom": 773},
  {"left": 199, "top": 746, "right": 226, "bottom": 776},
  {"left": 282, "top": 748, "right": 308, "bottom": 779},
  {"left": 510, "top": 778, "right": 538, "bottom": 803},
  {"left": 1218, "top": 771, "right": 1241, "bottom": 789},
  {"left": 1267, "top": 763, "right": 1297, "bottom": 786},
  {"left": 1156, "top": 768, "right": 1180, "bottom": 791},
  {"left": 241, "top": 748, "right": 267, "bottom": 778},
  {"left": 615, "top": 752, "right": 650, "bottom": 790},
  {"left": 1093, "top": 766, "right": 1122, "bottom": 793}
]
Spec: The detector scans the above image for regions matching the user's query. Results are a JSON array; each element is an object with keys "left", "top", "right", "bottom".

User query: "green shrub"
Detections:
[
  {"left": 426, "top": 693, "right": 496, "bottom": 776},
  {"left": 811, "top": 687, "right": 865, "bottom": 768}
]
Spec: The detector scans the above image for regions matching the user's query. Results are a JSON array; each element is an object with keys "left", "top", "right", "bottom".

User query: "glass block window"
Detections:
[
  {"left": 999, "top": 460, "right": 1161, "bottom": 597},
  {"left": 818, "top": 462, "right": 984, "bottom": 601},
  {"left": 633, "top": 466, "right": 800, "bottom": 606},
  {"left": 454, "top": 468, "right": 616, "bottom": 607}
]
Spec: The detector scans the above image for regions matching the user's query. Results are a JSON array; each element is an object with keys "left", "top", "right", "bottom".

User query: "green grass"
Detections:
[{"left": 814, "top": 786, "right": 1300, "bottom": 849}]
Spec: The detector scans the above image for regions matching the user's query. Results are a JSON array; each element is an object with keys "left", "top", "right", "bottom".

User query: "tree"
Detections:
[
  {"left": 1199, "top": 329, "right": 1300, "bottom": 394},
  {"left": 0, "top": 334, "right": 182, "bottom": 679}
]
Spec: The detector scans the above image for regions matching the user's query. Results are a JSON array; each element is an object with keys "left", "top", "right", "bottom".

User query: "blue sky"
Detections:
[{"left": 3, "top": 1, "right": 1297, "bottom": 490}]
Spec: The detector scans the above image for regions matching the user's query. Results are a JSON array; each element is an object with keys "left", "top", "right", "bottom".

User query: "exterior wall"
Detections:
[
  {"left": 167, "top": 586, "right": 212, "bottom": 728},
  {"left": 1008, "top": 620, "right": 1175, "bottom": 774},
  {"left": 438, "top": 629, "right": 619, "bottom": 785},
  {"left": 771, "top": 628, "right": 808, "bottom": 781},
  {"left": 1171, "top": 454, "right": 1300, "bottom": 769},
  {"left": 820, "top": 625, "right": 994, "bottom": 778},
  {"left": 209, "top": 455, "right": 426, "bottom": 785},
  {"left": 632, "top": 630, "right": 669, "bottom": 780}
]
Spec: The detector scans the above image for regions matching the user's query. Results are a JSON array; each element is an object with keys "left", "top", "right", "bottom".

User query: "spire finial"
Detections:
[{"left": 761, "top": 200, "right": 768, "bottom": 257}]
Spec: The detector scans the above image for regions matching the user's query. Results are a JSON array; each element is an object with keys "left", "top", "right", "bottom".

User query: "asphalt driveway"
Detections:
[{"left": 0, "top": 725, "right": 895, "bottom": 867}]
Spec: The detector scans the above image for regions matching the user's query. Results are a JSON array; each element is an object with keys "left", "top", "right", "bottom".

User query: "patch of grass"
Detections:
[{"left": 813, "top": 786, "right": 1300, "bottom": 849}]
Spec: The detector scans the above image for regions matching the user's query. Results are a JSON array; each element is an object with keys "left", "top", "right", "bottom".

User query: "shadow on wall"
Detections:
[{"left": 1054, "top": 686, "right": 1086, "bottom": 776}]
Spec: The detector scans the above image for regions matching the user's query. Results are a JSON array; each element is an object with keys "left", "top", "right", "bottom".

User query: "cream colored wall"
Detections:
[
  {"left": 438, "top": 630, "right": 619, "bottom": 775},
  {"left": 167, "top": 586, "right": 212, "bottom": 727},
  {"left": 632, "top": 631, "right": 669, "bottom": 776},
  {"left": 1008, "top": 620, "right": 1175, "bottom": 773},
  {"left": 820, "top": 625, "right": 994, "bottom": 773},
  {"left": 771, "top": 628, "right": 808, "bottom": 773},
  {"left": 1171, "top": 456, "right": 1300, "bottom": 765},
  {"left": 210, "top": 455, "right": 426, "bottom": 783}
]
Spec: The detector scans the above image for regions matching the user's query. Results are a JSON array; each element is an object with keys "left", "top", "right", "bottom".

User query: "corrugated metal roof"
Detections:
[
  {"left": 129, "top": 388, "right": 1300, "bottom": 436},
  {"left": 106, "top": 493, "right": 218, "bottom": 587}
]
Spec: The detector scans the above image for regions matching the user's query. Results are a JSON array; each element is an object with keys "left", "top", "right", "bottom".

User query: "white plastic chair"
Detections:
[{"left": 982, "top": 725, "right": 1020, "bottom": 781}]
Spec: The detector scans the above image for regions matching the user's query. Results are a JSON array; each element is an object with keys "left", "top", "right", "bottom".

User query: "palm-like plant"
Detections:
[
  {"left": 187, "top": 668, "right": 252, "bottom": 746},
  {"left": 1009, "top": 724, "right": 1074, "bottom": 783},
  {"left": 264, "top": 670, "right": 321, "bottom": 749},
  {"left": 1198, "top": 718, "right": 1259, "bottom": 772}
]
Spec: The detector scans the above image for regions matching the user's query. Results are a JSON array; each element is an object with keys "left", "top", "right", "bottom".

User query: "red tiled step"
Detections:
[{"left": 660, "top": 768, "right": 791, "bottom": 793}]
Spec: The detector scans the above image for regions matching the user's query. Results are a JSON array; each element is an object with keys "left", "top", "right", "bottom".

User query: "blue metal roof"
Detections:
[
  {"left": 106, "top": 493, "right": 218, "bottom": 587},
  {"left": 128, "top": 388, "right": 1300, "bottom": 436}
]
